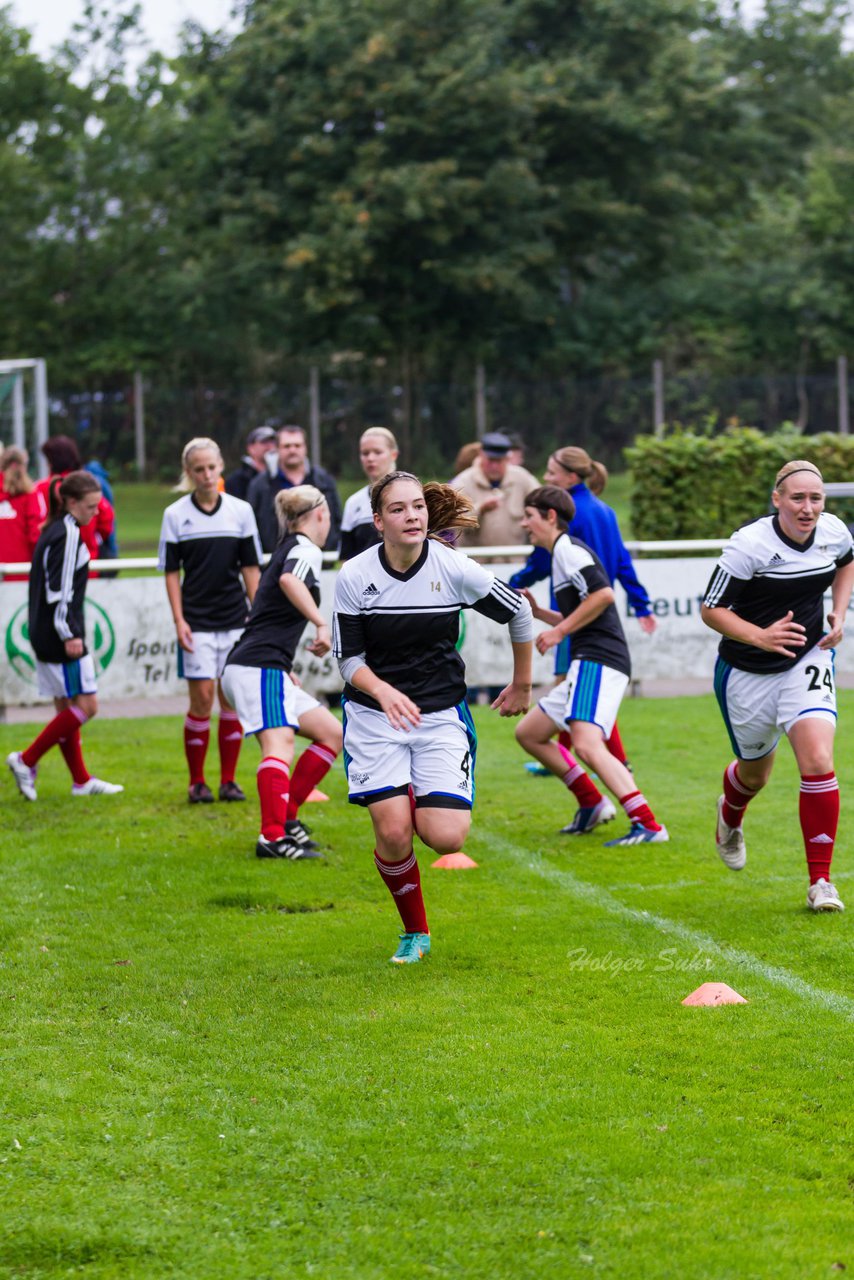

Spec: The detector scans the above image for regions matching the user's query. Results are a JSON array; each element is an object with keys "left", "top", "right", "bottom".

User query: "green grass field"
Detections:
[{"left": 1, "top": 695, "right": 851, "bottom": 1278}]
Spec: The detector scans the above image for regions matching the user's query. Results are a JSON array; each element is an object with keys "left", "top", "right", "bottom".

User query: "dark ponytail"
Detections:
[{"left": 48, "top": 470, "right": 101, "bottom": 524}]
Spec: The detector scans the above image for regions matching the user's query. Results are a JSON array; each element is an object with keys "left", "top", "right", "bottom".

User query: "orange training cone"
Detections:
[
  {"left": 306, "top": 789, "right": 329, "bottom": 803},
  {"left": 432, "top": 852, "right": 478, "bottom": 869},
  {"left": 681, "top": 983, "right": 747, "bottom": 1007}
]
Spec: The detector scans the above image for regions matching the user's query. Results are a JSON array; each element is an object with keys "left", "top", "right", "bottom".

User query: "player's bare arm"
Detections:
[
  {"left": 491, "top": 638, "right": 533, "bottom": 717},
  {"left": 819, "top": 557, "right": 854, "bottom": 649},
  {"left": 700, "top": 603, "right": 806, "bottom": 658},
  {"left": 348, "top": 664, "right": 422, "bottom": 731},
  {"left": 164, "top": 571, "right": 194, "bottom": 651},
  {"left": 279, "top": 572, "right": 331, "bottom": 656},
  {"left": 536, "top": 587, "right": 615, "bottom": 655}
]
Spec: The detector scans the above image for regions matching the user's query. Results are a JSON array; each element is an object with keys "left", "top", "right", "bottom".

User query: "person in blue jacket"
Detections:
[{"left": 510, "top": 445, "right": 656, "bottom": 835}]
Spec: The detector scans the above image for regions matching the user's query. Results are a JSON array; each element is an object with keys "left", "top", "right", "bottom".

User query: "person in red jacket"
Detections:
[
  {"left": 34, "top": 436, "right": 114, "bottom": 576},
  {"left": 0, "top": 447, "right": 42, "bottom": 582}
]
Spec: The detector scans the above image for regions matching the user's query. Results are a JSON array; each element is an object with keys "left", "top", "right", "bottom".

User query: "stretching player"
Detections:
[
  {"left": 333, "top": 471, "right": 533, "bottom": 964},
  {"left": 159, "top": 438, "right": 261, "bottom": 803},
  {"left": 702, "top": 459, "right": 854, "bottom": 911},
  {"left": 221, "top": 486, "right": 342, "bottom": 860},
  {"left": 515, "top": 486, "right": 667, "bottom": 846},
  {"left": 7, "top": 472, "right": 123, "bottom": 799}
]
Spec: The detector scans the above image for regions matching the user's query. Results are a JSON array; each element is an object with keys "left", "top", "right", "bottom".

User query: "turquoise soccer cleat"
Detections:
[{"left": 390, "top": 932, "right": 431, "bottom": 964}]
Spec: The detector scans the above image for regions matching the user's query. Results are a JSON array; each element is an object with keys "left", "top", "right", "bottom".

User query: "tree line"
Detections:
[{"left": 2, "top": 0, "right": 854, "bottom": 463}]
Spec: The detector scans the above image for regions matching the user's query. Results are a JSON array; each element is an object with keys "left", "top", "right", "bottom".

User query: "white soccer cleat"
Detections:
[
  {"left": 72, "top": 777, "right": 124, "bottom": 796},
  {"left": 7, "top": 751, "right": 37, "bottom": 801},
  {"left": 806, "top": 878, "right": 844, "bottom": 912},
  {"left": 559, "top": 797, "right": 617, "bottom": 836},
  {"left": 716, "top": 796, "right": 746, "bottom": 870}
]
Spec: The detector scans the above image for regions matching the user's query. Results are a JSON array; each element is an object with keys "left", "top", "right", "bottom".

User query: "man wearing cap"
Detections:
[
  {"left": 225, "top": 426, "right": 278, "bottom": 501},
  {"left": 450, "top": 432, "right": 539, "bottom": 551}
]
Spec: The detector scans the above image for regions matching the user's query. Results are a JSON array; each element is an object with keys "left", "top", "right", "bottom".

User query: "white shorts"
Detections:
[
  {"left": 220, "top": 664, "right": 320, "bottom": 736},
  {"left": 36, "top": 654, "right": 98, "bottom": 699},
  {"left": 538, "top": 659, "right": 629, "bottom": 738},
  {"left": 714, "top": 644, "right": 837, "bottom": 760},
  {"left": 178, "top": 629, "right": 244, "bottom": 681},
  {"left": 342, "top": 698, "right": 477, "bottom": 809}
]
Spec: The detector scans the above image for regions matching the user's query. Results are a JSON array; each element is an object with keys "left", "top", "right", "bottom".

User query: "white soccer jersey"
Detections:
[
  {"left": 551, "top": 533, "right": 631, "bottom": 677},
  {"left": 333, "top": 538, "right": 531, "bottom": 713},
  {"left": 158, "top": 492, "right": 262, "bottom": 631},
  {"left": 703, "top": 512, "right": 854, "bottom": 673},
  {"left": 339, "top": 485, "right": 380, "bottom": 561}
]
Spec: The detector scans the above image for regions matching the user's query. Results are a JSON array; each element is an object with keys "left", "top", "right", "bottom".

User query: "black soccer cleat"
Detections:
[
  {"left": 255, "top": 834, "right": 324, "bottom": 861},
  {"left": 188, "top": 782, "right": 215, "bottom": 804},
  {"left": 219, "top": 780, "right": 247, "bottom": 802},
  {"left": 285, "top": 818, "right": 320, "bottom": 851}
]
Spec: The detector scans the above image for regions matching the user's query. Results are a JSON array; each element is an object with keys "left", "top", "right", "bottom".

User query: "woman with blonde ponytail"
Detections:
[
  {"left": 332, "top": 471, "right": 534, "bottom": 965},
  {"left": 222, "top": 486, "right": 342, "bottom": 859}
]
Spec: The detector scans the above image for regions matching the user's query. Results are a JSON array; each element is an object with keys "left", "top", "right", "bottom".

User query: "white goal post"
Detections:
[{"left": 0, "top": 358, "right": 49, "bottom": 478}]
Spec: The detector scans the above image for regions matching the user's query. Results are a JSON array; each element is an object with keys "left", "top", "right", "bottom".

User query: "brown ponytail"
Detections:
[{"left": 371, "top": 471, "right": 479, "bottom": 537}]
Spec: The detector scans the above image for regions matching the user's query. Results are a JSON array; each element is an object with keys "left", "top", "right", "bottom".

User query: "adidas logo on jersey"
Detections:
[
  {"left": 768, "top": 553, "right": 785, "bottom": 565},
  {"left": 362, "top": 583, "right": 380, "bottom": 598},
  {"left": 809, "top": 833, "right": 834, "bottom": 844}
]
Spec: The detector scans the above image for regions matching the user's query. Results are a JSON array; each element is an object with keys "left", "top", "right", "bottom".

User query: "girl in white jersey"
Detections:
[
  {"left": 333, "top": 471, "right": 534, "bottom": 965},
  {"left": 701, "top": 460, "right": 854, "bottom": 912},
  {"left": 338, "top": 427, "right": 399, "bottom": 562},
  {"left": 159, "top": 438, "right": 262, "bottom": 804}
]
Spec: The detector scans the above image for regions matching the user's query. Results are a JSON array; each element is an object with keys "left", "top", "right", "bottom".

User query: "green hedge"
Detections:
[{"left": 626, "top": 427, "right": 854, "bottom": 540}]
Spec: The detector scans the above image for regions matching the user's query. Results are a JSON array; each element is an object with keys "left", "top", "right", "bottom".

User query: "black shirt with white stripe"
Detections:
[
  {"left": 703, "top": 512, "right": 854, "bottom": 673},
  {"left": 551, "top": 533, "right": 631, "bottom": 677},
  {"left": 339, "top": 484, "right": 381, "bottom": 561},
  {"left": 333, "top": 538, "right": 527, "bottom": 713},
  {"left": 29, "top": 514, "right": 90, "bottom": 663},
  {"left": 158, "top": 493, "right": 262, "bottom": 631},
  {"left": 226, "top": 534, "right": 322, "bottom": 672}
]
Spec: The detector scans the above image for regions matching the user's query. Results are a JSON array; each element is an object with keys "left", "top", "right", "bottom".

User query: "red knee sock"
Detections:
[
  {"left": 607, "top": 722, "right": 629, "bottom": 767},
  {"left": 59, "top": 725, "right": 91, "bottom": 785},
  {"left": 561, "top": 758, "right": 603, "bottom": 807},
  {"left": 722, "top": 761, "right": 756, "bottom": 829},
  {"left": 287, "top": 743, "right": 337, "bottom": 820},
  {"left": 619, "top": 789, "right": 661, "bottom": 831},
  {"left": 218, "top": 710, "right": 243, "bottom": 785},
  {"left": 22, "top": 706, "right": 88, "bottom": 769},
  {"left": 257, "top": 756, "right": 290, "bottom": 839},
  {"left": 374, "top": 849, "right": 429, "bottom": 934},
  {"left": 184, "top": 715, "right": 210, "bottom": 785},
  {"left": 800, "top": 773, "right": 839, "bottom": 884}
]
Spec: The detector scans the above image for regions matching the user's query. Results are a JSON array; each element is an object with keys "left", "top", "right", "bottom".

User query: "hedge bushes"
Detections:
[{"left": 626, "top": 427, "right": 854, "bottom": 539}]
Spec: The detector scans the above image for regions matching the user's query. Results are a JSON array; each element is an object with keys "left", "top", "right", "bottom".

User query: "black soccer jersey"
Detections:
[
  {"left": 550, "top": 533, "right": 631, "bottom": 677},
  {"left": 226, "top": 533, "right": 323, "bottom": 671},
  {"left": 339, "top": 485, "right": 381, "bottom": 561},
  {"left": 158, "top": 493, "right": 262, "bottom": 631},
  {"left": 703, "top": 512, "right": 854, "bottom": 674},
  {"left": 333, "top": 538, "right": 529, "bottom": 713},
  {"left": 29, "top": 515, "right": 90, "bottom": 663}
]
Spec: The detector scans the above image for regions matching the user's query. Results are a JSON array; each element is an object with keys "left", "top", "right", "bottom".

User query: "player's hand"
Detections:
[
  {"left": 819, "top": 613, "right": 845, "bottom": 649},
  {"left": 638, "top": 614, "right": 657, "bottom": 635},
  {"left": 376, "top": 684, "right": 421, "bottom": 731},
  {"left": 64, "top": 637, "right": 84, "bottom": 658},
  {"left": 307, "top": 623, "right": 331, "bottom": 657},
  {"left": 520, "top": 588, "right": 547, "bottom": 621},
  {"left": 760, "top": 610, "right": 806, "bottom": 657},
  {"left": 491, "top": 682, "right": 532, "bottom": 717},
  {"left": 176, "top": 620, "right": 194, "bottom": 652},
  {"left": 536, "top": 627, "right": 563, "bottom": 655}
]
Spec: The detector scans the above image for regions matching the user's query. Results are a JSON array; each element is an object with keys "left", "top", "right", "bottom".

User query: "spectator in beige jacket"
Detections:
[{"left": 450, "top": 433, "right": 539, "bottom": 551}]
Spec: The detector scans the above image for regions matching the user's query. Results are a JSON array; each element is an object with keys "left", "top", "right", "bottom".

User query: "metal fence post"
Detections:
[
  {"left": 653, "top": 359, "right": 664, "bottom": 438},
  {"left": 838, "top": 355, "right": 849, "bottom": 437},
  {"left": 134, "top": 370, "right": 146, "bottom": 478},
  {"left": 475, "top": 362, "right": 486, "bottom": 439},
  {"left": 309, "top": 366, "right": 322, "bottom": 464}
]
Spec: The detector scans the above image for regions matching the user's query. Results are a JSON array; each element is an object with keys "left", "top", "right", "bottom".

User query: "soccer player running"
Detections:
[
  {"left": 7, "top": 472, "right": 123, "bottom": 800},
  {"left": 515, "top": 486, "right": 668, "bottom": 846},
  {"left": 701, "top": 459, "right": 854, "bottom": 912},
  {"left": 221, "top": 486, "right": 342, "bottom": 860},
  {"left": 338, "top": 427, "right": 399, "bottom": 561},
  {"left": 159, "top": 438, "right": 262, "bottom": 804},
  {"left": 333, "top": 471, "right": 534, "bottom": 965}
]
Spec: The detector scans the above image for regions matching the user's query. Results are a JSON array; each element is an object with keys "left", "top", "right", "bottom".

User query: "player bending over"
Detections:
[{"left": 515, "top": 486, "right": 667, "bottom": 846}]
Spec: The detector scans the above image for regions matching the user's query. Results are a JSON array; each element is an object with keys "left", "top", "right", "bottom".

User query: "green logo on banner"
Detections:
[{"left": 5, "top": 600, "right": 116, "bottom": 685}]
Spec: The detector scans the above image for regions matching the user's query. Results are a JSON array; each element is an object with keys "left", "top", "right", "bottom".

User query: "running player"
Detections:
[
  {"left": 701, "top": 459, "right": 854, "bottom": 912},
  {"left": 159, "top": 438, "right": 262, "bottom": 803},
  {"left": 6, "top": 472, "right": 123, "bottom": 799},
  {"left": 221, "top": 486, "right": 342, "bottom": 860},
  {"left": 333, "top": 471, "right": 534, "bottom": 965},
  {"left": 338, "top": 427, "right": 399, "bottom": 561},
  {"left": 515, "top": 486, "right": 668, "bottom": 846}
]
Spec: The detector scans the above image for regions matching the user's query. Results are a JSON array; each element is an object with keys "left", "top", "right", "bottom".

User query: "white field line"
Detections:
[
  {"left": 609, "top": 870, "right": 854, "bottom": 894},
  {"left": 501, "top": 843, "right": 854, "bottom": 1021}
]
